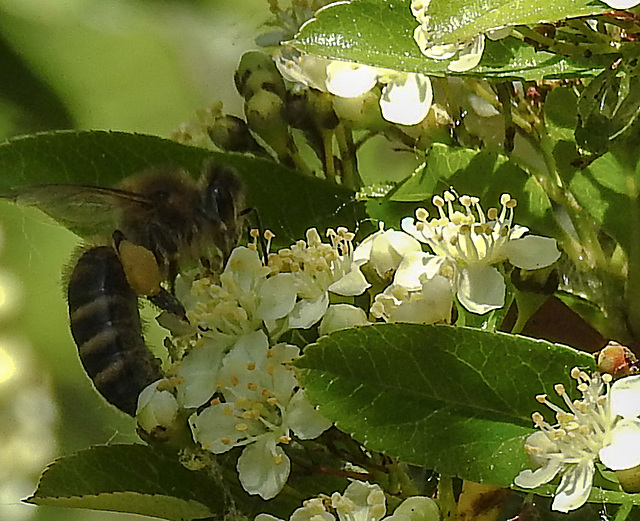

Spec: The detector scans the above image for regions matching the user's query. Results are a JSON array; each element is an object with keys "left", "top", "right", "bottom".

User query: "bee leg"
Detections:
[
  {"left": 111, "top": 231, "right": 187, "bottom": 320},
  {"left": 148, "top": 289, "right": 187, "bottom": 320}
]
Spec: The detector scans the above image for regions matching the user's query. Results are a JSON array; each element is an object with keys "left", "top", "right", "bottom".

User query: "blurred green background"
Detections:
[{"left": 0, "top": 0, "right": 271, "bottom": 520}]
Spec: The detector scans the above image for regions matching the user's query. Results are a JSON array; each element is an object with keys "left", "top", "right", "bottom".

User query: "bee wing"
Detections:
[{"left": 1, "top": 184, "right": 151, "bottom": 238}]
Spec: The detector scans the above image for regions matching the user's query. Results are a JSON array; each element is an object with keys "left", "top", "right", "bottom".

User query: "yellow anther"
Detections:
[
  {"left": 235, "top": 423, "right": 249, "bottom": 432},
  {"left": 416, "top": 207, "right": 429, "bottom": 221},
  {"left": 500, "top": 193, "right": 512, "bottom": 205}
]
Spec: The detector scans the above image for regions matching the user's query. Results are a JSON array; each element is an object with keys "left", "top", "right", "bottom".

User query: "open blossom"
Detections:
[
  {"left": 256, "top": 481, "right": 439, "bottom": 521},
  {"left": 353, "top": 222, "right": 422, "bottom": 282},
  {"left": 370, "top": 266, "right": 453, "bottom": 325},
  {"left": 515, "top": 369, "right": 640, "bottom": 512},
  {"left": 177, "top": 245, "right": 297, "bottom": 345},
  {"left": 268, "top": 227, "right": 370, "bottom": 329},
  {"left": 274, "top": 50, "right": 433, "bottom": 125},
  {"left": 402, "top": 191, "right": 560, "bottom": 314},
  {"left": 191, "top": 330, "right": 332, "bottom": 499}
]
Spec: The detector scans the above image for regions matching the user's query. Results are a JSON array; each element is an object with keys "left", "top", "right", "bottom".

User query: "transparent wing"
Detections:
[{"left": 0, "top": 184, "right": 151, "bottom": 238}]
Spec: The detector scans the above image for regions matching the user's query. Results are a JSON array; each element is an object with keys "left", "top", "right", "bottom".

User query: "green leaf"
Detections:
[
  {"left": 0, "top": 130, "right": 365, "bottom": 245},
  {"left": 293, "top": 1, "right": 605, "bottom": 80},
  {"left": 26, "top": 444, "right": 223, "bottom": 521},
  {"left": 568, "top": 152, "right": 636, "bottom": 251},
  {"left": 424, "top": 0, "right": 607, "bottom": 45},
  {"left": 296, "top": 324, "right": 596, "bottom": 486},
  {"left": 389, "top": 144, "right": 554, "bottom": 233}
]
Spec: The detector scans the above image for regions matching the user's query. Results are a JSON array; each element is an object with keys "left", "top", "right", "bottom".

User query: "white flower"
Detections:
[
  {"left": 353, "top": 222, "right": 422, "bottom": 281},
  {"left": 371, "top": 268, "right": 453, "bottom": 325},
  {"left": 136, "top": 379, "right": 179, "bottom": 438},
  {"left": 319, "top": 304, "right": 371, "bottom": 336},
  {"left": 402, "top": 191, "right": 560, "bottom": 314},
  {"left": 601, "top": 0, "right": 640, "bottom": 8},
  {"left": 174, "top": 338, "right": 226, "bottom": 408},
  {"left": 514, "top": 370, "right": 640, "bottom": 513},
  {"left": 179, "top": 246, "right": 297, "bottom": 343},
  {"left": 275, "top": 50, "right": 433, "bottom": 125},
  {"left": 269, "top": 227, "right": 370, "bottom": 329},
  {"left": 331, "top": 481, "right": 386, "bottom": 521},
  {"left": 190, "top": 330, "right": 332, "bottom": 499},
  {"left": 255, "top": 481, "right": 439, "bottom": 521}
]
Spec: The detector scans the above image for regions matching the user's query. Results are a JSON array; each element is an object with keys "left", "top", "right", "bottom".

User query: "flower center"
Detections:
[{"left": 413, "top": 191, "right": 518, "bottom": 265}]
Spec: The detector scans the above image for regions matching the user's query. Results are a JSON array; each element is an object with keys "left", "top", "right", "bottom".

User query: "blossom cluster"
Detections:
[
  {"left": 135, "top": 189, "right": 559, "bottom": 500},
  {"left": 275, "top": 48, "right": 433, "bottom": 126},
  {"left": 256, "top": 480, "right": 440, "bottom": 521},
  {"left": 515, "top": 369, "right": 640, "bottom": 512}
]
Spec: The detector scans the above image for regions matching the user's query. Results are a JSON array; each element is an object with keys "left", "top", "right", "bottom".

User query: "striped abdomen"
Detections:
[{"left": 67, "top": 246, "right": 163, "bottom": 416}]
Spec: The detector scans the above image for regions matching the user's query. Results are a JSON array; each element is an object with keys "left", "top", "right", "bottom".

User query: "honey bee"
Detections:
[{"left": 3, "top": 160, "right": 245, "bottom": 416}]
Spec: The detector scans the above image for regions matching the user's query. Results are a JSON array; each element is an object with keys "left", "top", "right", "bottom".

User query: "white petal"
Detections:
[
  {"left": 503, "top": 235, "right": 561, "bottom": 270},
  {"left": 329, "top": 265, "right": 371, "bottom": 296},
  {"left": 354, "top": 227, "right": 422, "bottom": 279},
  {"left": 289, "top": 293, "right": 329, "bottom": 329},
  {"left": 286, "top": 390, "right": 333, "bottom": 439},
  {"left": 175, "top": 342, "right": 225, "bottom": 408},
  {"left": 337, "top": 481, "right": 386, "bottom": 521},
  {"left": 601, "top": 0, "right": 640, "bottom": 8},
  {"left": 274, "top": 51, "right": 329, "bottom": 91},
  {"left": 257, "top": 273, "right": 297, "bottom": 320},
  {"left": 256, "top": 515, "right": 284, "bottom": 521},
  {"left": 514, "top": 459, "right": 562, "bottom": 488},
  {"left": 551, "top": 460, "right": 594, "bottom": 513},
  {"left": 326, "top": 61, "right": 378, "bottom": 98},
  {"left": 610, "top": 374, "right": 640, "bottom": 418},
  {"left": 384, "top": 229, "right": 422, "bottom": 256},
  {"left": 319, "top": 304, "right": 370, "bottom": 335},
  {"left": 237, "top": 436, "right": 291, "bottom": 499},
  {"left": 136, "top": 380, "right": 178, "bottom": 433},
  {"left": 599, "top": 419, "right": 640, "bottom": 470},
  {"left": 191, "top": 404, "right": 247, "bottom": 454},
  {"left": 380, "top": 73, "right": 433, "bottom": 125},
  {"left": 457, "top": 264, "right": 505, "bottom": 314},
  {"left": 392, "top": 496, "right": 440, "bottom": 521},
  {"left": 394, "top": 252, "right": 444, "bottom": 291},
  {"left": 448, "top": 35, "right": 485, "bottom": 73}
]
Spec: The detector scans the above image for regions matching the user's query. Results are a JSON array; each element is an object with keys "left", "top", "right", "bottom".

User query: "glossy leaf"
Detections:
[
  {"left": 389, "top": 144, "right": 554, "bottom": 233},
  {"left": 26, "top": 444, "right": 223, "bottom": 521},
  {"left": 293, "top": 1, "right": 605, "bottom": 79},
  {"left": 296, "top": 324, "right": 596, "bottom": 486},
  {"left": 569, "top": 151, "right": 637, "bottom": 252},
  {"left": 423, "top": 0, "right": 608, "bottom": 45},
  {"left": 0, "top": 130, "right": 365, "bottom": 245}
]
